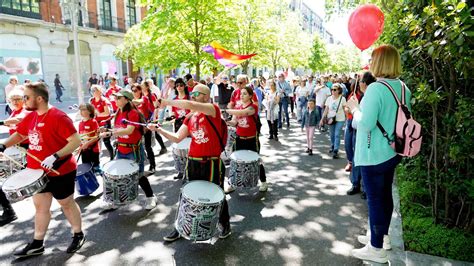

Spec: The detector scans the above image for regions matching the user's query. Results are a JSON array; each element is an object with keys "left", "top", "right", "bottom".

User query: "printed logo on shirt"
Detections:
[
  {"left": 37, "top": 123, "right": 44, "bottom": 127},
  {"left": 177, "top": 109, "right": 187, "bottom": 118},
  {"left": 28, "top": 130, "right": 42, "bottom": 151},
  {"left": 238, "top": 117, "right": 249, "bottom": 128},
  {"left": 85, "top": 126, "right": 90, "bottom": 129},
  {"left": 191, "top": 128, "right": 209, "bottom": 144}
]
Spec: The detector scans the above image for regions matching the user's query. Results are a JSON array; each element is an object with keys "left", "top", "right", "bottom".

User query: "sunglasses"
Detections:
[
  {"left": 332, "top": 89, "right": 339, "bottom": 91},
  {"left": 190, "top": 91, "right": 207, "bottom": 97},
  {"left": 236, "top": 81, "right": 244, "bottom": 85},
  {"left": 176, "top": 84, "right": 185, "bottom": 87},
  {"left": 131, "top": 89, "right": 139, "bottom": 92}
]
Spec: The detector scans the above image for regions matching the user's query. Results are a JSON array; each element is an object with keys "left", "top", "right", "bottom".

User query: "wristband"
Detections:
[
  {"left": 53, "top": 153, "right": 60, "bottom": 160},
  {"left": 0, "top": 121, "right": 4, "bottom": 126}
]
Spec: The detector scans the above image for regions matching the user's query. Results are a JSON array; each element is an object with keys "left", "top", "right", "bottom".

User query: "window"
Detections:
[
  {"left": 1, "top": 0, "right": 41, "bottom": 19},
  {"left": 101, "top": 0, "right": 112, "bottom": 29},
  {"left": 126, "top": 0, "right": 136, "bottom": 27}
]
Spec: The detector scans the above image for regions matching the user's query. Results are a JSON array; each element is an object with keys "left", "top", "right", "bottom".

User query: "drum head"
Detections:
[
  {"left": 2, "top": 168, "right": 45, "bottom": 190},
  {"left": 3, "top": 147, "right": 22, "bottom": 159},
  {"left": 102, "top": 159, "right": 139, "bottom": 176},
  {"left": 182, "top": 180, "right": 224, "bottom": 205},
  {"left": 172, "top": 138, "right": 191, "bottom": 150},
  {"left": 77, "top": 163, "right": 93, "bottom": 176},
  {"left": 230, "top": 150, "right": 260, "bottom": 162}
]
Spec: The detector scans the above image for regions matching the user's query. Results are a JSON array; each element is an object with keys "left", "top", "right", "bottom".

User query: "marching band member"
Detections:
[
  {"left": 100, "top": 90, "right": 157, "bottom": 211},
  {"left": 0, "top": 88, "right": 30, "bottom": 226},
  {"left": 78, "top": 103, "right": 101, "bottom": 173},
  {"left": 148, "top": 84, "right": 231, "bottom": 242},
  {"left": 0, "top": 82, "right": 84, "bottom": 257},
  {"left": 225, "top": 86, "right": 268, "bottom": 193},
  {"left": 170, "top": 78, "right": 190, "bottom": 180},
  {"left": 90, "top": 85, "right": 114, "bottom": 160}
]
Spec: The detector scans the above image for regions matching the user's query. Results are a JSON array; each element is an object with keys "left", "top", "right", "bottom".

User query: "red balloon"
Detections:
[{"left": 348, "top": 4, "right": 384, "bottom": 51}]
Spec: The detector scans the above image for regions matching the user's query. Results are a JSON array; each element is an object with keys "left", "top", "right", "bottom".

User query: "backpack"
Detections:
[
  {"left": 205, "top": 114, "right": 228, "bottom": 153},
  {"left": 376, "top": 80, "right": 422, "bottom": 157}
]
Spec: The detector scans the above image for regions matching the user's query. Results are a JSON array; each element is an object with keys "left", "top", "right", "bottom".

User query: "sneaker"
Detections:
[
  {"left": 174, "top": 172, "right": 183, "bottom": 180},
  {"left": 274, "top": 136, "right": 279, "bottom": 142},
  {"left": 346, "top": 186, "right": 360, "bottom": 195},
  {"left": 219, "top": 224, "right": 232, "bottom": 239},
  {"left": 305, "top": 148, "right": 310, "bottom": 153},
  {"left": 0, "top": 208, "right": 18, "bottom": 226},
  {"left": 360, "top": 192, "right": 367, "bottom": 200},
  {"left": 308, "top": 149, "right": 313, "bottom": 156},
  {"left": 163, "top": 229, "right": 181, "bottom": 242},
  {"left": 259, "top": 182, "right": 268, "bottom": 192},
  {"left": 67, "top": 234, "right": 85, "bottom": 253},
  {"left": 148, "top": 166, "right": 156, "bottom": 173},
  {"left": 145, "top": 195, "right": 158, "bottom": 210},
  {"left": 345, "top": 163, "right": 352, "bottom": 172},
  {"left": 332, "top": 152, "right": 339, "bottom": 159},
  {"left": 159, "top": 148, "right": 168, "bottom": 155},
  {"left": 357, "top": 234, "right": 391, "bottom": 250},
  {"left": 225, "top": 184, "right": 236, "bottom": 194},
  {"left": 103, "top": 202, "right": 118, "bottom": 211},
  {"left": 14, "top": 242, "right": 45, "bottom": 257},
  {"left": 351, "top": 242, "right": 388, "bottom": 264}
]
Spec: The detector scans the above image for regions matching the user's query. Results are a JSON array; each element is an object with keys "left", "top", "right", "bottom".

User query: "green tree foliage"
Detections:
[{"left": 308, "top": 35, "right": 330, "bottom": 72}]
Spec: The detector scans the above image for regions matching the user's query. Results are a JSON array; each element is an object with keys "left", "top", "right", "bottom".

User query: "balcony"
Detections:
[
  {"left": 0, "top": 6, "right": 42, "bottom": 19},
  {"left": 63, "top": 11, "right": 126, "bottom": 33}
]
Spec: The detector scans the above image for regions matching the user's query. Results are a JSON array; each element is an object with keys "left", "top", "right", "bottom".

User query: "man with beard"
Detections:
[{"left": 0, "top": 82, "right": 84, "bottom": 258}]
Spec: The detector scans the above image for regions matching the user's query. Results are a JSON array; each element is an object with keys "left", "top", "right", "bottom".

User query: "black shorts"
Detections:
[{"left": 40, "top": 170, "right": 76, "bottom": 200}]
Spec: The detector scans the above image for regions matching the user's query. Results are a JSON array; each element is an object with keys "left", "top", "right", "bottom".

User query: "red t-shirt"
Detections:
[
  {"left": 146, "top": 93, "right": 157, "bottom": 116},
  {"left": 346, "top": 91, "right": 363, "bottom": 120},
  {"left": 236, "top": 103, "right": 258, "bottom": 137},
  {"left": 90, "top": 96, "right": 112, "bottom": 126},
  {"left": 79, "top": 119, "right": 100, "bottom": 153},
  {"left": 172, "top": 95, "right": 191, "bottom": 118},
  {"left": 135, "top": 96, "right": 150, "bottom": 119},
  {"left": 105, "top": 85, "right": 122, "bottom": 111},
  {"left": 114, "top": 109, "right": 142, "bottom": 154},
  {"left": 183, "top": 104, "right": 222, "bottom": 157},
  {"left": 8, "top": 107, "right": 31, "bottom": 144},
  {"left": 16, "top": 107, "right": 77, "bottom": 177},
  {"left": 230, "top": 88, "right": 258, "bottom": 109}
]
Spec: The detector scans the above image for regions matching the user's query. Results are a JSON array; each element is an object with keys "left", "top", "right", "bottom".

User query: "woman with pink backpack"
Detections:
[{"left": 346, "top": 44, "right": 420, "bottom": 264}]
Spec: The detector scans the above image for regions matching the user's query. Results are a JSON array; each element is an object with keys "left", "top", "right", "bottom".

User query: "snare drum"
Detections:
[
  {"left": 175, "top": 180, "right": 225, "bottom": 241},
  {"left": 75, "top": 163, "right": 99, "bottom": 196},
  {"left": 2, "top": 168, "right": 47, "bottom": 202},
  {"left": 0, "top": 147, "right": 26, "bottom": 178},
  {"left": 228, "top": 150, "right": 260, "bottom": 187},
  {"left": 171, "top": 138, "right": 191, "bottom": 173},
  {"left": 102, "top": 159, "right": 139, "bottom": 205},
  {"left": 225, "top": 127, "right": 237, "bottom": 152}
]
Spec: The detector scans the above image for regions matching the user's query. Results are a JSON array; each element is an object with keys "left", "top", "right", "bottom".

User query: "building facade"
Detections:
[
  {"left": 0, "top": 0, "right": 145, "bottom": 101},
  {"left": 289, "top": 0, "right": 334, "bottom": 44}
]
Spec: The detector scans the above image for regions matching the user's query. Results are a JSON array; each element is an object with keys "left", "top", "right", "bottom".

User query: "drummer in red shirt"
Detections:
[
  {"left": 0, "top": 82, "right": 84, "bottom": 257},
  {"left": 100, "top": 90, "right": 157, "bottom": 211},
  {"left": 225, "top": 86, "right": 268, "bottom": 193},
  {"left": 147, "top": 84, "right": 231, "bottom": 242},
  {"left": 0, "top": 88, "right": 30, "bottom": 226},
  {"left": 227, "top": 74, "right": 258, "bottom": 109},
  {"left": 78, "top": 103, "right": 101, "bottom": 173},
  {"left": 104, "top": 76, "right": 122, "bottom": 112},
  {"left": 89, "top": 85, "right": 114, "bottom": 159},
  {"left": 171, "top": 78, "right": 190, "bottom": 132}
]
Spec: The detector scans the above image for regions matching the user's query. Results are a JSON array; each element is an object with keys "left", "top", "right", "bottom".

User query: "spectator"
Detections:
[{"left": 320, "top": 83, "right": 346, "bottom": 159}]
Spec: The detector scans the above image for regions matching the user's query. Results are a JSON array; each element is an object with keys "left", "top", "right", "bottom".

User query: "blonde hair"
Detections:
[{"left": 370, "top": 44, "right": 401, "bottom": 78}]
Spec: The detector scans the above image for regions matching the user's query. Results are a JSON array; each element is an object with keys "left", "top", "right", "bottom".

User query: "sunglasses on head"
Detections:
[{"left": 190, "top": 91, "right": 207, "bottom": 97}]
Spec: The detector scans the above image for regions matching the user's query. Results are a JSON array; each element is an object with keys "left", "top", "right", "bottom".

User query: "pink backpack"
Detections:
[{"left": 376, "top": 80, "right": 422, "bottom": 157}]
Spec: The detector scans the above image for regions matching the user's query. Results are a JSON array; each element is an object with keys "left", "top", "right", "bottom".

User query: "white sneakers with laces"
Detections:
[
  {"left": 351, "top": 242, "right": 388, "bottom": 264},
  {"left": 145, "top": 195, "right": 158, "bottom": 210},
  {"left": 357, "top": 234, "right": 391, "bottom": 250},
  {"left": 259, "top": 182, "right": 268, "bottom": 192}
]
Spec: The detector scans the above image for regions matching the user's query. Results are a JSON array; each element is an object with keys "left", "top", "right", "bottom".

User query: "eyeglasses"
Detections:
[
  {"left": 10, "top": 98, "right": 23, "bottom": 102},
  {"left": 23, "top": 95, "right": 31, "bottom": 100},
  {"left": 131, "top": 89, "right": 139, "bottom": 92},
  {"left": 176, "top": 84, "right": 185, "bottom": 87},
  {"left": 332, "top": 89, "right": 338, "bottom": 91},
  {"left": 236, "top": 81, "right": 244, "bottom": 85},
  {"left": 190, "top": 91, "right": 207, "bottom": 97}
]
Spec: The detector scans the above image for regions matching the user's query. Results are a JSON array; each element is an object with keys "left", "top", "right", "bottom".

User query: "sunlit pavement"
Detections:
[{"left": 0, "top": 110, "right": 368, "bottom": 265}]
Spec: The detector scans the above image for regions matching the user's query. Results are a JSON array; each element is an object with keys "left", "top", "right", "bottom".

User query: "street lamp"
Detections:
[{"left": 60, "top": 0, "right": 83, "bottom": 104}]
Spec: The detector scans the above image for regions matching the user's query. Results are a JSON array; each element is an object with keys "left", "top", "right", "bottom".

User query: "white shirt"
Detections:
[
  {"left": 210, "top": 83, "right": 218, "bottom": 98},
  {"left": 325, "top": 95, "right": 347, "bottom": 121},
  {"left": 295, "top": 85, "right": 311, "bottom": 98},
  {"left": 315, "top": 86, "right": 331, "bottom": 107}
]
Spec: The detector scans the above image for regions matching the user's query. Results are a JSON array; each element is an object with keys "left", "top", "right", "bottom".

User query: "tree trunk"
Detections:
[
  {"left": 431, "top": 57, "right": 439, "bottom": 223},
  {"left": 241, "top": 61, "right": 249, "bottom": 74}
]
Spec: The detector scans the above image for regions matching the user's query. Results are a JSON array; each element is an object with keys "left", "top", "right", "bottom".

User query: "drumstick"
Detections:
[
  {"left": 121, "top": 119, "right": 148, "bottom": 127},
  {"left": 15, "top": 147, "right": 60, "bottom": 175},
  {"left": 1, "top": 152, "right": 25, "bottom": 169}
]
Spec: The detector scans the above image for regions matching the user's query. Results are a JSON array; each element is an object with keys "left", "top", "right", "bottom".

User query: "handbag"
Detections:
[{"left": 326, "top": 97, "right": 342, "bottom": 125}]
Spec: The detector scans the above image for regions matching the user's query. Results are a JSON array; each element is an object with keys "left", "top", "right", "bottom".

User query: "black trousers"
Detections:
[
  {"left": 154, "top": 132, "right": 166, "bottom": 150},
  {"left": 186, "top": 158, "right": 230, "bottom": 227},
  {"left": 81, "top": 148, "right": 100, "bottom": 166},
  {"left": 235, "top": 136, "right": 267, "bottom": 182},
  {"left": 267, "top": 119, "right": 278, "bottom": 138},
  {"left": 144, "top": 131, "right": 156, "bottom": 168},
  {"left": 0, "top": 190, "right": 12, "bottom": 209},
  {"left": 103, "top": 121, "right": 114, "bottom": 159}
]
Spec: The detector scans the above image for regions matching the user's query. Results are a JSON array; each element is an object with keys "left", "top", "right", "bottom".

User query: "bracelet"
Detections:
[{"left": 53, "top": 153, "right": 60, "bottom": 159}]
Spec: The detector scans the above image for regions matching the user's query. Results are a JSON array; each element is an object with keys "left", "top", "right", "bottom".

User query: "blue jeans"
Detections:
[
  {"left": 278, "top": 97, "right": 290, "bottom": 128},
  {"left": 116, "top": 143, "right": 145, "bottom": 173},
  {"left": 361, "top": 155, "right": 401, "bottom": 248},
  {"left": 328, "top": 121, "right": 344, "bottom": 152},
  {"left": 344, "top": 119, "right": 355, "bottom": 163}
]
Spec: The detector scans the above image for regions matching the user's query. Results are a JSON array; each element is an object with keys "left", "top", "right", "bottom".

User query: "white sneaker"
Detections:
[
  {"left": 357, "top": 234, "right": 391, "bottom": 250},
  {"left": 259, "top": 182, "right": 268, "bottom": 192},
  {"left": 351, "top": 242, "right": 388, "bottom": 264},
  {"left": 225, "top": 184, "right": 236, "bottom": 194},
  {"left": 145, "top": 195, "right": 157, "bottom": 210},
  {"left": 103, "top": 202, "right": 118, "bottom": 210}
]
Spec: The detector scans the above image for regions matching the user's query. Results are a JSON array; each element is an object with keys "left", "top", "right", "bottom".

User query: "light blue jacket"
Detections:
[{"left": 353, "top": 79, "right": 412, "bottom": 166}]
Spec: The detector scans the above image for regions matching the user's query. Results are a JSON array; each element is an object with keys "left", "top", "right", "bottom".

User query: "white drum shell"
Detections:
[
  {"left": 2, "top": 168, "right": 47, "bottom": 202},
  {"left": 102, "top": 159, "right": 139, "bottom": 205}
]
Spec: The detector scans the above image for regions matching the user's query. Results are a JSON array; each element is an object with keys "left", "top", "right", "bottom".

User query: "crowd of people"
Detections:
[{"left": 0, "top": 44, "right": 409, "bottom": 264}]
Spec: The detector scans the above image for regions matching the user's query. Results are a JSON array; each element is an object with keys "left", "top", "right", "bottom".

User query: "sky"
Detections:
[{"left": 303, "top": 0, "right": 352, "bottom": 44}]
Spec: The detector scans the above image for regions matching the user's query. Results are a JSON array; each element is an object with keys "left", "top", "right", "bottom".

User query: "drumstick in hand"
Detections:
[
  {"left": 121, "top": 119, "right": 148, "bottom": 127},
  {"left": 1, "top": 152, "right": 25, "bottom": 169},
  {"left": 15, "top": 147, "right": 60, "bottom": 175}
]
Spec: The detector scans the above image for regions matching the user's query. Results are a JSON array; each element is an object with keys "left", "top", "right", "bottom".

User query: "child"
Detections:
[
  {"left": 78, "top": 103, "right": 102, "bottom": 173},
  {"left": 301, "top": 100, "right": 320, "bottom": 155}
]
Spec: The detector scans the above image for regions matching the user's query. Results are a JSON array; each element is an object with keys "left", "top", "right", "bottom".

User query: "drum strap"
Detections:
[
  {"left": 117, "top": 141, "right": 142, "bottom": 163},
  {"left": 188, "top": 156, "right": 220, "bottom": 161}
]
